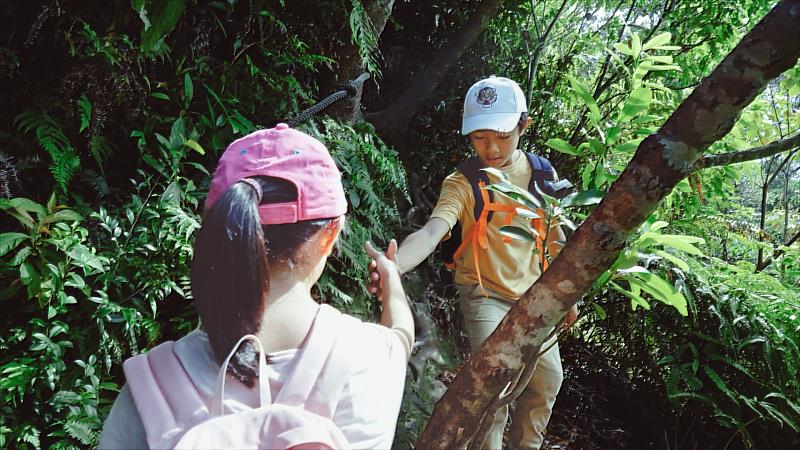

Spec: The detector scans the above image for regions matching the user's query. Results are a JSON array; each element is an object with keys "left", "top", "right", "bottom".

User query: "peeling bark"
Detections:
[{"left": 416, "top": 1, "right": 800, "bottom": 447}]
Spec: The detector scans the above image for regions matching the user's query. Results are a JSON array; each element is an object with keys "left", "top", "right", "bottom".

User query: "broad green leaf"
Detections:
[
  {"left": 184, "top": 139, "right": 205, "bottom": 155},
  {"left": 631, "top": 33, "right": 642, "bottom": 57},
  {"left": 134, "top": 0, "right": 186, "bottom": 52},
  {"left": 649, "top": 221, "right": 669, "bottom": 232},
  {"left": 169, "top": 118, "right": 186, "bottom": 147},
  {"left": 605, "top": 126, "right": 621, "bottom": 145},
  {"left": 610, "top": 281, "right": 651, "bottom": 310},
  {"left": 561, "top": 189, "right": 603, "bottom": 208},
  {"left": 499, "top": 225, "right": 537, "bottom": 242},
  {"left": 0, "top": 232, "right": 28, "bottom": 257},
  {"left": 640, "top": 63, "right": 682, "bottom": 72},
  {"left": 642, "top": 32, "right": 672, "bottom": 51},
  {"left": 656, "top": 234, "right": 705, "bottom": 256},
  {"left": 567, "top": 75, "right": 601, "bottom": 124},
  {"left": 184, "top": 72, "right": 193, "bottom": 104},
  {"left": 652, "top": 249, "right": 690, "bottom": 272},
  {"left": 631, "top": 272, "right": 688, "bottom": 316},
  {"left": 515, "top": 208, "right": 540, "bottom": 219},
  {"left": 619, "top": 87, "right": 652, "bottom": 122},
  {"left": 593, "top": 303, "right": 607, "bottom": 319},
  {"left": 151, "top": 92, "right": 170, "bottom": 101},
  {"left": 481, "top": 167, "right": 510, "bottom": 183},
  {"left": 614, "top": 140, "right": 642, "bottom": 154},
  {"left": 588, "top": 138, "right": 604, "bottom": 155},
  {"left": 613, "top": 42, "right": 632, "bottom": 56},
  {"left": 545, "top": 138, "right": 579, "bottom": 156}
]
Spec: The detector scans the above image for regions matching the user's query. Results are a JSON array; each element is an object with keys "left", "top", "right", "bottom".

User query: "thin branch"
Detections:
[{"left": 695, "top": 132, "right": 800, "bottom": 169}]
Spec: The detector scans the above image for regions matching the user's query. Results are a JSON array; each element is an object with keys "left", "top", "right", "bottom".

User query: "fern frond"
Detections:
[
  {"left": 89, "top": 135, "right": 117, "bottom": 174},
  {"left": 349, "top": 0, "right": 382, "bottom": 78},
  {"left": 78, "top": 95, "right": 92, "bottom": 133},
  {"left": 63, "top": 420, "right": 97, "bottom": 446},
  {"left": 50, "top": 149, "right": 80, "bottom": 192},
  {"left": 14, "top": 109, "right": 80, "bottom": 191}
]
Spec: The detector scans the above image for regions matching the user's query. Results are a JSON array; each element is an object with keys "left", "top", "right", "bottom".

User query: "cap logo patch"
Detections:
[{"left": 476, "top": 87, "right": 497, "bottom": 108}]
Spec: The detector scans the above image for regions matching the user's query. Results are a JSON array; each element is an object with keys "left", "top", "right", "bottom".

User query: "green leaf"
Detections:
[
  {"left": 593, "top": 303, "right": 607, "bottom": 319},
  {"left": 631, "top": 33, "right": 642, "bottom": 57},
  {"left": 613, "top": 42, "right": 632, "bottom": 56},
  {"left": 655, "top": 234, "right": 705, "bottom": 256},
  {"left": 702, "top": 365, "right": 737, "bottom": 401},
  {"left": 630, "top": 272, "right": 688, "bottom": 316},
  {"left": 183, "top": 72, "right": 193, "bottom": 104},
  {"left": 561, "top": 189, "right": 604, "bottom": 208},
  {"left": 619, "top": 87, "right": 652, "bottom": 123},
  {"left": 499, "top": 225, "right": 537, "bottom": 242},
  {"left": 134, "top": 0, "right": 186, "bottom": 53},
  {"left": 151, "top": 92, "right": 170, "bottom": 101},
  {"left": 614, "top": 139, "right": 642, "bottom": 154},
  {"left": 0, "top": 232, "right": 28, "bottom": 257},
  {"left": 545, "top": 138, "right": 579, "bottom": 156},
  {"left": 642, "top": 32, "right": 672, "bottom": 51},
  {"left": 184, "top": 139, "right": 205, "bottom": 155},
  {"left": 652, "top": 249, "right": 690, "bottom": 272},
  {"left": 78, "top": 95, "right": 92, "bottom": 133},
  {"left": 567, "top": 75, "right": 601, "bottom": 124},
  {"left": 605, "top": 126, "right": 621, "bottom": 146},
  {"left": 610, "top": 281, "right": 651, "bottom": 310}
]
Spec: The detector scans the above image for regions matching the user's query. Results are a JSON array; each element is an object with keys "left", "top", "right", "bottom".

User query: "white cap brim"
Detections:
[{"left": 461, "top": 112, "right": 521, "bottom": 135}]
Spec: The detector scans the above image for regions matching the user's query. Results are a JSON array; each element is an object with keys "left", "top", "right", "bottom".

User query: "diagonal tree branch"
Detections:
[
  {"left": 695, "top": 132, "right": 800, "bottom": 169},
  {"left": 416, "top": 1, "right": 800, "bottom": 447},
  {"left": 365, "top": 0, "right": 505, "bottom": 150}
]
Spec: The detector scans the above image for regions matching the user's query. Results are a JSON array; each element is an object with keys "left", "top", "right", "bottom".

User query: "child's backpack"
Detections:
[
  {"left": 441, "top": 152, "right": 571, "bottom": 280},
  {"left": 123, "top": 304, "right": 352, "bottom": 449}
]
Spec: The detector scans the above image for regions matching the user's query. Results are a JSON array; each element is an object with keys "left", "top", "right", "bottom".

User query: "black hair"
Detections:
[{"left": 191, "top": 176, "right": 333, "bottom": 387}]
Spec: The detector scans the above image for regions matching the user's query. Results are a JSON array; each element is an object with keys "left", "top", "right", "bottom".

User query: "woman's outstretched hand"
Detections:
[{"left": 365, "top": 239, "right": 401, "bottom": 302}]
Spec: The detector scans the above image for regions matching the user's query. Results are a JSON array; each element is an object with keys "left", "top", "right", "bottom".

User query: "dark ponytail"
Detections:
[{"left": 191, "top": 176, "right": 333, "bottom": 387}]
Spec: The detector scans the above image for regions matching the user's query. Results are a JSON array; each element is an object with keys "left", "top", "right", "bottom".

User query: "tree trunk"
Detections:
[
  {"left": 416, "top": 1, "right": 800, "bottom": 448},
  {"left": 366, "top": 0, "right": 505, "bottom": 152},
  {"left": 757, "top": 180, "right": 769, "bottom": 270},
  {"left": 329, "top": 0, "right": 395, "bottom": 123}
]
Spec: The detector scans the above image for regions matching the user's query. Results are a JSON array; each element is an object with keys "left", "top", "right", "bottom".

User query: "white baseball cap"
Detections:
[{"left": 461, "top": 76, "right": 528, "bottom": 135}]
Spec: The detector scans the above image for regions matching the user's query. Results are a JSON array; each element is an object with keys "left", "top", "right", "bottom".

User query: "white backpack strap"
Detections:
[
  {"left": 274, "top": 304, "right": 349, "bottom": 417},
  {"left": 211, "top": 334, "right": 269, "bottom": 416},
  {"left": 123, "top": 341, "right": 210, "bottom": 448},
  {"left": 304, "top": 312, "right": 358, "bottom": 418}
]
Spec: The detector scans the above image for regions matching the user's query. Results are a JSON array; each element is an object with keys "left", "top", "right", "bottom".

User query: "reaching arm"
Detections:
[
  {"left": 394, "top": 217, "right": 451, "bottom": 274},
  {"left": 364, "top": 240, "right": 415, "bottom": 360}
]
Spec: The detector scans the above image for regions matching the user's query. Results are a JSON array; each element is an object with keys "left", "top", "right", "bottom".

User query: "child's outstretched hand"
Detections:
[{"left": 365, "top": 239, "right": 401, "bottom": 302}]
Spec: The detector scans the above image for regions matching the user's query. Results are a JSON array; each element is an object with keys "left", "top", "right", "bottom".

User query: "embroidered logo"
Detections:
[{"left": 476, "top": 87, "right": 497, "bottom": 108}]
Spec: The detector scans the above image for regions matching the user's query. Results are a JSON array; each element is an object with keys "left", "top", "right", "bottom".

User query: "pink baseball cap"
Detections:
[{"left": 206, "top": 123, "right": 347, "bottom": 225}]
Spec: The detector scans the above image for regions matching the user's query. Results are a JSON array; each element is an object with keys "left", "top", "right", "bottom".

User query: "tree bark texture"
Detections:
[
  {"left": 696, "top": 132, "right": 800, "bottom": 168},
  {"left": 329, "top": 0, "right": 395, "bottom": 123},
  {"left": 416, "top": 1, "right": 800, "bottom": 447}
]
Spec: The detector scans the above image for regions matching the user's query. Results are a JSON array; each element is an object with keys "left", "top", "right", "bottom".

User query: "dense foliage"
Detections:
[{"left": 0, "top": 1, "right": 797, "bottom": 449}]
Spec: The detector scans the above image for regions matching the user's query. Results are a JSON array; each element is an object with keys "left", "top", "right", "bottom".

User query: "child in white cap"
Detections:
[{"left": 371, "top": 76, "right": 577, "bottom": 449}]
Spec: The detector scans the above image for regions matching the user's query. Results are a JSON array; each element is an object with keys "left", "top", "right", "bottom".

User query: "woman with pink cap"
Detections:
[{"left": 99, "top": 124, "right": 413, "bottom": 449}]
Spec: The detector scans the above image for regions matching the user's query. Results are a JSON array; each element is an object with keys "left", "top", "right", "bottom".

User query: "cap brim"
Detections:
[{"left": 461, "top": 113, "right": 521, "bottom": 135}]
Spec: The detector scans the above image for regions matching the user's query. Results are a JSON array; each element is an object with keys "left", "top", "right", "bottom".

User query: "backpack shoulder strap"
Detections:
[
  {"left": 459, "top": 155, "right": 494, "bottom": 221},
  {"left": 274, "top": 304, "right": 349, "bottom": 417},
  {"left": 525, "top": 152, "right": 555, "bottom": 198},
  {"left": 123, "top": 341, "right": 210, "bottom": 448}
]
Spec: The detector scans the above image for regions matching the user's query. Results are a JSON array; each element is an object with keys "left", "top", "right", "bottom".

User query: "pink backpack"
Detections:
[{"left": 123, "top": 304, "right": 352, "bottom": 449}]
